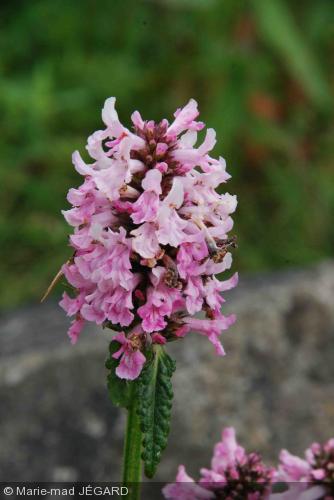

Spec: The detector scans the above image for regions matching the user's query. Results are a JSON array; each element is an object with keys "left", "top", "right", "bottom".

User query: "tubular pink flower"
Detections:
[
  {"left": 111, "top": 332, "right": 146, "bottom": 380},
  {"left": 60, "top": 97, "right": 237, "bottom": 379},
  {"left": 177, "top": 233, "right": 209, "bottom": 279},
  {"left": 59, "top": 291, "right": 85, "bottom": 317},
  {"left": 138, "top": 267, "right": 183, "bottom": 332},
  {"left": 156, "top": 177, "right": 187, "bottom": 247},
  {"left": 131, "top": 222, "right": 161, "bottom": 259},
  {"left": 131, "top": 169, "right": 162, "bottom": 224},
  {"left": 67, "top": 317, "right": 85, "bottom": 345},
  {"left": 102, "top": 285, "right": 137, "bottom": 326},
  {"left": 204, "top": 273, "right": 239, "bottom": 314},
  {"left": 177, "top": 315, "right": 236, "bottom": 356},
  {"left": 167, "top": 99, "right": 204, "bottom": 138},
  {"left": 184, "top": 276, "right": 204, "bottom": 315}
]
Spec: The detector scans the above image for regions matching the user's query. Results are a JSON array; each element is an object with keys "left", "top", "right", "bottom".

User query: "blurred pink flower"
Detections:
[
  {"left": 164, "top": 427, "right": 274, "bottom": 500},
  {"left": 274, "top": 438, "right": 334, "bottom": 499}
]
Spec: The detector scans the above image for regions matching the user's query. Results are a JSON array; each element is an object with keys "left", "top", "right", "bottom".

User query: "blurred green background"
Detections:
[{"left": 0, "top": 0, "right": 333, "bottom": 309}]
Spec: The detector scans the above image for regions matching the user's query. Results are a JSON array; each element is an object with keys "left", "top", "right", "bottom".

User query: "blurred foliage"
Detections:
[{"left": 0, "top": 0, "right": 333, "bottom": 309}]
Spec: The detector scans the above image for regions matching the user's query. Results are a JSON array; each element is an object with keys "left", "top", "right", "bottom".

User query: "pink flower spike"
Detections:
[{"left": 60, "top": 96, "right": 238, "bottom": 377}]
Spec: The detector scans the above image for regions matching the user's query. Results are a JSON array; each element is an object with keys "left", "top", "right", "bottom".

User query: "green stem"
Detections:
[{"left": 122, "top": 385, "right": 142, "bottom": 500}]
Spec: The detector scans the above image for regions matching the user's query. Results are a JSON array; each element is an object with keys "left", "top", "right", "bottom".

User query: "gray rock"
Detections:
[{"left": 0, "top": 261, "right": 333, "bottom": 483}]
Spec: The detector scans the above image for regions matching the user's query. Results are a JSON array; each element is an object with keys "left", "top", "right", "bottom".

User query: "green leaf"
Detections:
[
  {"left": 252, "top": 0, "right": 331, "bottom": 107},
  {"left": 105, "top": 340, "right": 135, "bottom": 409},
  {"left": 136, "top": 345, "right": 176, "bottom": 479}
]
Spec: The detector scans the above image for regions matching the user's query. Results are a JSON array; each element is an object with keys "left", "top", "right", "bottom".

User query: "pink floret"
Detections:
[{"left": 112, "top": 332, "right": 146, "bottom": 380}]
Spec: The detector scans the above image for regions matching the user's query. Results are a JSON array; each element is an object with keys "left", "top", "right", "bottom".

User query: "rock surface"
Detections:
[{"left": 0, "top": 261, "right": 334, "bottom": 484}]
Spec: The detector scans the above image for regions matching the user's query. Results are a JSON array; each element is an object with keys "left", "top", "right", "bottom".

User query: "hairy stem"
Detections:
[{"left": 122, "top": 384, "right": 142, "bottom": 500}]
